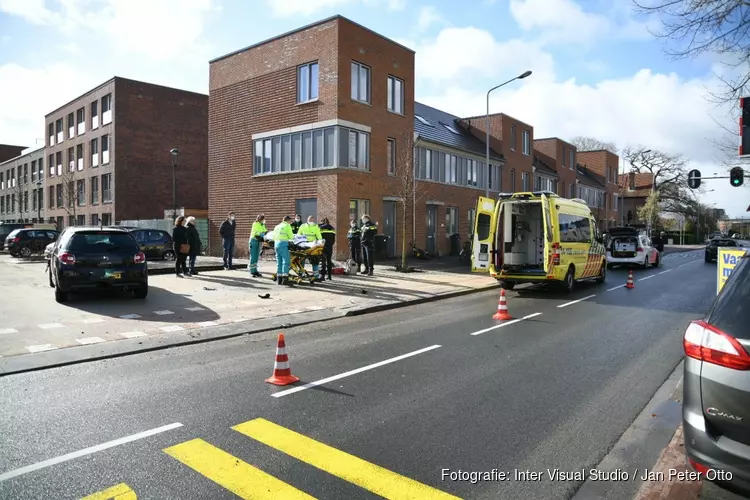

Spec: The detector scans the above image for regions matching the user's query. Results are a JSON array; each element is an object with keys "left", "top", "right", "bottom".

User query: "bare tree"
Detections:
[
  {"left": 622, "top": 145, "right": 696, "bottom": 213},
  {"left": 10, "top": 176, "right": 25, "bottom": 222},
  {"left": 59, "top": 164, "right": 80, "bottom": 221},
  {"left": 392, "top": 132, "right": 429, "bottom": 271},
  {"left": 570, "top": 136, "right": 619, "bottom": 154},
  {"left": 633, "top": 0, "right": 750, "bottom": 104}
]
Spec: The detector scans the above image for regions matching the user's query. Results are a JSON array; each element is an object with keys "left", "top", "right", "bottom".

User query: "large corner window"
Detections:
[{"left": 297, "top": 62, "right": 319, "bottom": 103}]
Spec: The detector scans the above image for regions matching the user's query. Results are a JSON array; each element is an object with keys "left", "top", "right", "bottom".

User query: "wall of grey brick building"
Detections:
[{"left": 0, "top": 148, "right": 45, "bottom": 223}]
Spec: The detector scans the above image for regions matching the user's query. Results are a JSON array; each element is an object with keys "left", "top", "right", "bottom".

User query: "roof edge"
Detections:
[
  {"left": 461, "top": 112, "right": 535, "bottom": 129},
  {"left": 0, "top": 146, "right": 45, "bottom": 166},
  {"left": 45, "top": 76, "right": 116, "bottom": 118},
  {"left": 415, "top": 136, "right": 505, "bottom": 163}
]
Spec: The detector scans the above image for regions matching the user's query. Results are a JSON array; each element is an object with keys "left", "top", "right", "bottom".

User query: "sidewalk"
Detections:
[{"left": 632, "top": 425, "right": 701, "bottom": 499}]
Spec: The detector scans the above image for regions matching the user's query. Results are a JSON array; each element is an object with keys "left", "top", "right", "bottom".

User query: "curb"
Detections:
[{"left": 0, "top": 282, "right": 500, "bottom": 377}]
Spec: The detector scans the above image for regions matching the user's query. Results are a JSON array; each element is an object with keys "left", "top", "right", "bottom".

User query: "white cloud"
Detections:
[
  {"left": 0, "top": 0, "right": 56, "bottom": 25},
  {"left": 416, "top": 6, "right": 443, "bottom": 33},
  {"left": 266, "top": 0, "right": 404, "bottom": 18}
]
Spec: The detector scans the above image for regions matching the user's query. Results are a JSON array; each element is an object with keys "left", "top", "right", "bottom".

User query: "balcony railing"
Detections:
[
  {"left": 102, "top": 151, "right": 110, "bottom": 164},
  {"left": 102, "top": 110, "right": 112, "bottom": 125},
  {"left": 92, "top": 116, "right": 99, "bottom": 129},
  {"left": 92, "top": 154, "right": 99, "bottom": 167},
  {"left": 77, "top": 122, "right": 85, "bottom": 135}
]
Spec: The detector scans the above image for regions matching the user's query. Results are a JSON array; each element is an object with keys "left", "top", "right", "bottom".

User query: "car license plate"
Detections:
[
  {"left": 106, "top": 271, "right": 122, "bottom": 279},
  {"left": 478, "top": 253, "right": 488, "bottom": 261}
]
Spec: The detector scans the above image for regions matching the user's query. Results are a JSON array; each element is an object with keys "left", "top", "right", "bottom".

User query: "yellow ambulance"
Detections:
[{"left": 471, "top": 191, "right": 607, "bottom": 292}]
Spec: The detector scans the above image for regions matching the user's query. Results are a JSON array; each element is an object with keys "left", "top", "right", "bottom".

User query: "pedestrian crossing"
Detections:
[{"left": 82, "top": 418, "right": 461, "bottom": 500}]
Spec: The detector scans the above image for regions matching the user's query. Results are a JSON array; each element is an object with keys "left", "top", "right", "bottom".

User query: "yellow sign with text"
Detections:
[{"left": 717, "top": 248, "right": 747, "bottom": 294}]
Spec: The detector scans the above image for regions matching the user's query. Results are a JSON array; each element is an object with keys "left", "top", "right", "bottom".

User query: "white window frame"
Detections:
[
  {"left": 101, "top": 135, "right": 110, "bottom": 164},
  {"left": 102, "top": 173, "right": 113, "bottom": 203},
  {"left": 351, "top": 61, "right": 371, "bottom": 104},
  {"left": 102, "top": 94, "right": 112, "bottom": 125},
  {"left": 68, "top": 113, "right": 75, "bottom": 138},
  {"left": 446, "top": 207, "right": 458, "bottom": 235},
  {"left": 387, "top": 138, "right": 396, "bottom": 176},
  {"left": 296, "top": 61, "right": 319, "bottom": 104},
  {"left": 522, "top": 130, "right": 531, "bottom": 155},
  {"left": 76, "top": 144, "right": 84, "bottom": 171},
  {"left": 387, "top": 75, "right": 404, "bottom": 115},
  {"left": 91, "top": 138, "right": 99, "bottom": 167},
  {"left": 349, "top": 199, "right": 370, "bottom": 223},
  {"left": 91, "top": 100, "right": 99, "bottom": 129},
  {"left": 56, "top": 119, "right": 63, "bottom": 143},
  {"left": 77, "top": 107, "right": 86, "bottom": 135}
]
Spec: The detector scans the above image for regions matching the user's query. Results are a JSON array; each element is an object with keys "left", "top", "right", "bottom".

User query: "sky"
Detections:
[{"left": 0, "top": 0, "right": 749, "bottom": 217}]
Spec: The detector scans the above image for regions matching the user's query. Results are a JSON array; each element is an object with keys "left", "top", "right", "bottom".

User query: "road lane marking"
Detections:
[
  {"left": 557, "top": 295, "right": 596, "bottom": 308},
  {"left": 121, "top": 331, "right": 147, "bottom": 339},
  {"left": 271, "top": 345, "right": 442, "bottom": 398},
  {"left": 81, "top": 483, "right": 137, "bottom": 500},
  {"left": 38, "top": 323, "right": 64, "bottom": 329},
  {"left": 638, "top": 275, "right": 655, "bottom": 281},
  {"left": 185, "top": 307, "right": 205, "bottom": 311},
  {"left": 164, "top": 438, "right": 315, "bottom": 499},
  {"left": 154, "top": 310, "right": 174, "bottom": 315},
  {"left": 76, "top": 337, "right": 106, "bottom": 345},
  {"left": 82, "top": 318, "right": 106, "bottom": 324},
  {"left": 160, "top": 325, "right": 184, "bottom": 333},
  {"left": 287, "top": 310, "right": 303, "bottom": 314},
  {"left": 678, "top": 260, "right": 702, "bottom": 268},
  {"left": 120, "top": 314, "right": 141, "bottom": 319},
  {"left": 470, "top": 313, "right": 543, "bottom": 336},
  {"left": 233, "top": 418, "right": 461, "bottom": 500},
  {"left": 607, "top": 285, "right": 625, "bottom": 291},
  {"left": 658, "top": 269, "right": 672, "bottom": 275},
  {"left": 0, "top": 328, "right": 18, "bottom": 335},
  {"left": 197, "top": 321, "right": 218, "bottom": 327},
  {"left": 0, "top": 422, "right": 183, "bottom": 482},
  {"left": 26, "top": 344, "right": 58, "bottom": 353},
  {"left": 306, "top": 305, "right": 325, "bottom": 311}
]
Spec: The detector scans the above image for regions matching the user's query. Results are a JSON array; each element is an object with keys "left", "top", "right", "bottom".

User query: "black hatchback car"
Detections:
[
  {"left": 127, "top": 228, "right": 175, "bottom": 260},
  {"left": 5, "top": 228, "right": 59, "bottom": 257},
  {"left": 705, "top": 238, "right": 743, "bottom": 262},
  {"left": 48, "top": 227, "right": 148, "bottom": 303},
  {"left": 683, "top": 249, "right": 750, "bottom": 495}
]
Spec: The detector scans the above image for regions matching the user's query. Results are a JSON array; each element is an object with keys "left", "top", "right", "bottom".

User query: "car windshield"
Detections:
[
  {"left": 709, "top": 255, "right": 750, "bottom": 339},
  {"left": 709, "top": 239, "right": 736, "bottom": 247},
  {"left": 66, "top": 232, "right": 138, "bottom": 252},
  {"left": 7, "top": 229, "right": 21, "bottom": 238}
]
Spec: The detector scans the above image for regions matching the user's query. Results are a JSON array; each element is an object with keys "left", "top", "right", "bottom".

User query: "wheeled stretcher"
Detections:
[{"left": 265, "top": 234, "right": 326, "bottom": 284}]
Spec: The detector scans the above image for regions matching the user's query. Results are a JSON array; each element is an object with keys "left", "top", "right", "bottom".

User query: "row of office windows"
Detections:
[
  {"left": 508, "top": 125, "right": 532, "bottom": 156},
  {"left": 297, "top": 61, "right": 405, "bottom": 114},
  {"left": 47, "top": 135, "right": 110, "bottom": 178},
  {"left": 253, "top": 126, "right": 369, "bottom": 175},
  {"left": 47, "top": 174, "right": 112, "bottom": 209},
  {"left": 48, "top": 94, "right": 112, "bottom": 146},
  {"left": 1, "top": 159, "right": 44, "bottom": 191},
  {"left": 414, "top": 146, "right": 503, "bottom": 191},
  {"left": 0, "top": 188, "right": 44, "bottom": 215}
]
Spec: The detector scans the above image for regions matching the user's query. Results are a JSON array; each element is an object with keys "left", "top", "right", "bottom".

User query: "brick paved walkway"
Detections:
[{"left": 633, "top": 425, "right": 702, "bottom": 499}]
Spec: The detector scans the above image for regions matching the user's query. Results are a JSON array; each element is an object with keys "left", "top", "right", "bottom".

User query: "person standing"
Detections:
[
  {"left": 360, "top": 214, "right": 378, "bottom": 276},
  {"left": 290, "top": 214, "right": 302, "bottom": 234},
  {"left": 172, "top": 216, "right": 189, "bottom": 277},
  {"left": 319, "top": 217, "right": 336, "bottom": 281},
  {"left": 185, "top": 216, "right": 201, "bottom": 276},
  {"left": 347, "top": 219, "right": 362, "bottom": 273},
  {"left": 249, "top": 214, "right": 267, "bottom": 278},
  {"left": 298, "top": 215, "right": 323, "bottom": 280},
  {"left": 273, "top": 215, "right": 294, "bottom": 285},
  {"left": 219, "top": 211, "right": 236, "bottom": 270}
]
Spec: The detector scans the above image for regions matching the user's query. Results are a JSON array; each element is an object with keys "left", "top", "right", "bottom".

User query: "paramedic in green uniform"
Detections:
[
  {"left": 274, "top": 216, "right": 293, "bottom": 285},
  {"left": 248, "top": 214, "right": 266, "bottom": 278},
  {"left": 298, "top": 215, "right": 323, "bottom": 281}
]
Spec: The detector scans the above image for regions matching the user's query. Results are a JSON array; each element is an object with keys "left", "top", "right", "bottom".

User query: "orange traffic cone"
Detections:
[
  {"left": 625, "top": 269, "right": 635, "bottom": 289},
  {"left": 493, "top": 289, "right": 513, "bottom": 320},
  {"left": 265, "top": 333, "right": 300, "bottom": 386}
]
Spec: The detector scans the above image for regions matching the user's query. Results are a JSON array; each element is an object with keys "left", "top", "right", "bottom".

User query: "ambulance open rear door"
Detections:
[{"left": 472, "top": 196, "right": 497, "bottom": 273}]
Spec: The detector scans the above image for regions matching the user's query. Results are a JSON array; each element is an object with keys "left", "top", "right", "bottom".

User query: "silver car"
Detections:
[{"left": 683, "top": 251, "right": 750, "bottom": 495}]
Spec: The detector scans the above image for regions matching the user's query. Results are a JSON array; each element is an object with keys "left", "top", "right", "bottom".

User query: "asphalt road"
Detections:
[{"left": 0, "top": 251, "right": 716, "bottom": 500}]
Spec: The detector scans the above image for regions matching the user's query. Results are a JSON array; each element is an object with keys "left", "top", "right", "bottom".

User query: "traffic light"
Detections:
[
  {"left": 741, "top": 97, "right": 750, "bottom": 157},
  {"left": 687, "top": 169, "right": 701, "bottom": 189},
  {"left": 730, "top": 167, "right": 744, "bottom": 187}
]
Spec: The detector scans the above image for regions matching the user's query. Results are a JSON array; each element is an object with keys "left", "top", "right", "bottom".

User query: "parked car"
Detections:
[
  {"left": 0, "top": 222, "right": 56, "bottom": 245},
  {"left": 705, "top": 238, "right": 743, "bottom": 263},
  {"left": 48, "top": 226, "right": 148, "bottom": 303},
  {"left": 4, "top": 228, "right": 59, "bottom": 257},
  {"left": 683, "top": 249, "right": 750, "bottom": 495},
  {"left": 605, "top": 227, "right": 660, "bottom": 268},
  {"left": 122, "top": 228, "right": 175, "bottom": 261}
]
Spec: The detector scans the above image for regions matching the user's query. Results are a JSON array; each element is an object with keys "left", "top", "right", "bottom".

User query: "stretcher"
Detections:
[{"left": 265, "top": 235, "right": 326, "bottom": 284}]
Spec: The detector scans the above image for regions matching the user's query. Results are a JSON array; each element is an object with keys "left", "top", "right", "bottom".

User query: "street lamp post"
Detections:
[
  {"left": 170, "top": 148, "right": 180, "bottom": 219},
  {"left": 35, "top": 180, "right": 42, "bottom": 222},
  {"left": 485, "top": 70, "right": 533, "bottom": 197}
]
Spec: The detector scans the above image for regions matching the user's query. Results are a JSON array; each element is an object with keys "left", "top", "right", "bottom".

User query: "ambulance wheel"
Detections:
[
  {"left": 563, "top": 267, "right": 576, "bottom": 293},
  {"left": 595, "top": 263, "right": 606, "bottom": 283},
  {"left": 500, "top": 281, "right": 515, "bottom": 290}
]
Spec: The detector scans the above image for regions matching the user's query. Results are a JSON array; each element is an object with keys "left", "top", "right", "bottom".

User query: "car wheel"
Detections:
[
  {"left": 652, "top": 254, "right": 660, "bottom": 268},
  {"left": 163, "top": 251, "right": 176, "bottom": 261},
  {"left": 133, "top": 286, "right": 148, "bottom": 299},
  {"left": 19, "top": 246, "right": 31, "bottom": 258},
  {"left": 54, "top": 286, "right": 68, "bottom": 303},
  {"left": 500, "top": 281, "right": 515, "bottom": 290},
  {"left": 705, "top": 254, "right": 711, "bottom": 263},
  {"left": 596, "top": 263, "right": 606, "bottom": 283},
  {"left": 48, "top": 268, "right": 55, "bottom": 288},
  {"left": 563, "top": 267, "right": 575, "bottom": 293}
]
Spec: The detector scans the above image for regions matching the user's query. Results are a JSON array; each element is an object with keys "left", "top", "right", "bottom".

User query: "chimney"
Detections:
[{"left": 628, "top": 172, "right": 635, "bottom": 190}]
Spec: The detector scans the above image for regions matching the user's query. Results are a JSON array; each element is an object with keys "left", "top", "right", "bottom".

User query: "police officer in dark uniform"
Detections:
[
  {"left": 290, "top": 214, "right": 302, "bottom": 234},
  {"left": 347, "top": 219, "right": 362, "bottom": 273},
  {"left": 319, "top": 217, "right": 336, "bottom": 281},
  {"left": 360, "top": 214, "right": 378, "bottom": 276}
]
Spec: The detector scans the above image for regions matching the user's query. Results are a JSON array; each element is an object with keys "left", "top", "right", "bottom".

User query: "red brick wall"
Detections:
[
  {"left": 114, "top": 78, "right": 208, "bottom": 221},
  {"left": 577, "top": 150, "right": 622, "bottom": 227},
  {"left": 534, "top": 137, "right": 577, "bottom": 195}
]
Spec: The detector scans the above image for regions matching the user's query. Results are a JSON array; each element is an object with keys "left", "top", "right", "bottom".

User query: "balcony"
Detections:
[
  {"left": 77, "top": 122, "right": 85, "bottom": 135},
  {"left": 68, "top": 126, "right": 74, "bottom": 138},
  {"left": 92, "top": 116, "right": 99, "bottom": 129},
  {"left": 92, "top": 154, "right": 99, "bottom": 167},
  {"left": 49, "top": 136, "right": 54, "bottom": 147},
  {"left": 102, "top": 150, "right": 110, "bottom": 164},
  {"left": 77, "top": 158, "right": 83, "bottom": 170},
  {"left": 102, "top": 110, "right": 112, "bottom": 125},
  {"left": 56, "top": 132, "right": 63, "bottom": 143}
]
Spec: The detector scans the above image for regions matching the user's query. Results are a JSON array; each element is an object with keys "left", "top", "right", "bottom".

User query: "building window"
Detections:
[
  {"left": 91, "top": 176, "right": 99, "bottom": 204},
  {"left": 387, "top": 75, "right": 404, "bottom": 114},
  {"left": 91, "top": 138, "right": 99, "bottom": 167},
  {"left": 534, "top": 175, "right": 558, "bottom": 193},
  {"left": 77, "top": 214, "right": 85, "bottom": 226},
  {"left": 91, "top": 213, "right": 100, "bottom": 226},
  {"left": 511, "top": 169, "right": 516, "bottom": 191},
  {"left": 23, "top": 191, "right": 28, "bottom": 212},
  {"left": 56, "top": 184, "right": 63, "bottom": 208},
  {"left": 30, "top": 160, "right": 36, "bottom": 183},
  {"left": 48, "top": 186, "right": 54, "bottom": 209},
  {"left": 253, "top": 126, "right": 356, "bottom": 174},
  {"left": 67, "top": 147, "right": 75, "bottom": 172},
  {"left": 56, "top": 216, "right": 63, "bottom": 228},
  {"left": 510, "top": 125, "right": 516, "bottom": 151},
  {"left": 38, "top": 157, "right": 43, "bottom": 180},
  {"left": 23, "top": 164, "right": 28, "bottom": 184},
  {"left": 297, "top": 62, "right": 319, "bottom": 103},
  {"left": 77, "top": 144, "right": 84, "bottom": 170},
  {"left": 569, "top": 183, "right": 576, "bottom": 198},
  {"left": 350, "top": 62, "right": 371, "bottom": 104},
  {"left": 569, "top": 149, "right": 575, "bottom": 171},
  {"left": 66, "top": 181, "right": 74, "bottom": 207},
  {"left": 55, "top": 152, "right": 62, "bottom": 176},
  {"left": 349, "top": 199, "right": 370, "bottom": 222},
  {"left": 67, "top": 112, "right": 75, "bottom": 138},
  {"left": 446, "top": 207, "right": 458, "bottom": 235},
  {"left": 76, "top": 107, "right": 86, "bottom": 135},
  {"left": 101, "top": 94, "right": 112, "bottom": 124},
  {"left": 561, "top": 148, "right": 566, "bottom": 169},
  {"left": 76, "top": 179, "right": 85, "bottom": 206},
  {"left": 522, "top": 130, "right": 531, "bottom": 155},
  {"left": 91, "top": 100, "right": 99, "bottom": 129},
  {"left": 521, "top": 171, "right": 530, "bottom": 191},
  {"left": 102, "top": 173, "right": 112, "bottom": 202},
  {"left": 48, "top": 123, "right": 54, "bottom": 146},
  {"left": 0, "top": 172, "right": 3, "bottom": 190},
  {"left": 387, "top": 138, "right": 396, "bottom": 175},
  {"left": 467, "top": 159, "right": 478, "bottom": 186},
  {"left": 56, "top": 119, "right": 63, "bottom": 143},
  {"left": 101, "top": 135, "right": 110, "bottom": 164},
  {"left": 48, "top": 155, "right": 54, "bottom": 177}
]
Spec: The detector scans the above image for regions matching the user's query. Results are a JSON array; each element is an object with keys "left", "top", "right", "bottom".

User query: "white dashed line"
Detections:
[
  {"left": 638, "top": 275, "right": 655, "bottom": 281},
  {"left": 658, "top": 269, "right": 672, "bottom": 275},
  {"left": 185, "top": 307, "right": 204, "bottom": 312},
  {"left": 470, "top": 313, "right": 543, "bottom": 336},
  {"left": 233, "top": 318, "right": 247, "bottom": 323},
  {"left": 287, "top": 310, "right": 302, "bottom": 314},
  {"left": 121, "top": 331, "right": 147, "bottom": 339},
  {"left": 306, "top": 305, "right": 325, "bottom": 311},
  {"left": 0, "top": 328, "right": 18, "bottom": 335},
  {"left": 607, "top": 285, "right": 625, "bottom": 291},
  {"left": 38, "top": 323, "right": 65, "bottom": 330},
  {"left": 26, "top": 344, "right": 58, "bottom": 353},
  {"left": 160, "top": 325, "right": 184, "bottom": 333},
  {"left": 197, "top": 321, "right": 218, "bottom": 327},
  {"left": 154, "top": 310, "right": 174, "bottom": 316},
  {"left": 76, "top": 337, "right": 105, "bottom": 345},
  {"left": 557, "top": 294, "right": 596, "bottom": 308},
  {"left": 82, "top": 318, "right": 106, "bottom": 324},
  {"left": 119, "top": 314, "right": 142, "bottom": 319}
]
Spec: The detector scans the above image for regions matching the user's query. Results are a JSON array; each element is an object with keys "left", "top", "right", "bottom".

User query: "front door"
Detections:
[
  {"left": 426, "top": 205, "right": 437, "bottom": 255},
  {"left": 382, "top": 201, "right": 396, "bottom": 258}
]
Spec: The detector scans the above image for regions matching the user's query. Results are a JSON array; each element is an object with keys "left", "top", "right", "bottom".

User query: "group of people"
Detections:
[
  {"left": 171, "top": 215, "right": 203, "bottom": 277},
  {"left": 215, "top": 211, "right": 379, "bottom": 286}
]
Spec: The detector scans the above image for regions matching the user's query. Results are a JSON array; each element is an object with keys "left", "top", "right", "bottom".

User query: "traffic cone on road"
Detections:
[
  {"left": 625, "top": 269, "right": 635, "bottom": 289},
  {"left": 492, "top": 289, "right": 513, "bottom": 320},
  {"left": 265, "top": 333, "right": 300, "bottom": 386}
]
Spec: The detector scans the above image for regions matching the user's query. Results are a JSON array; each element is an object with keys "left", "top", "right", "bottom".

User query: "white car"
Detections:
[{"left": 606, "top": 227, "right": 660, "bottom": 268}]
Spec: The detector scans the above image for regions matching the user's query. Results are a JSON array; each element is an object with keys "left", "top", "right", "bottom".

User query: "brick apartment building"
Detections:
[
  {"left": 44, "top": 77, "right": 208, "bottom": 229},
  {"left": 575, "top": 165, "right": 607, "bottom": 229},
  {"left": 576, "top": 150, "right": 622, "bottom": 229},
  {"left": 619, "top": 172, "right": 654, "bottom": 226},
  {"left": 533, "top": 137, "right": 578, "bottom": 198},
  {"left": 0, "top": 147, "right": 46, "bottom": 223}
]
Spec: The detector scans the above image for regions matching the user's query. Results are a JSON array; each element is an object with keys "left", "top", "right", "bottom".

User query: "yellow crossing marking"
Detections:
[
  {"left": 80, "top": 483, "right": 137, "bottom": 499},
  {"left": 233, "top": 418, "right": 462, "bottom": 500},
  {"left": 163, "top": 438, "right": 316, "bottom": 500}
]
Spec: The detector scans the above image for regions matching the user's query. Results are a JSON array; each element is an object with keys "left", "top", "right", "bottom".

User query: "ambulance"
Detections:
[{"left": 471, "top": 191, "right": 607, "bottom": 292}]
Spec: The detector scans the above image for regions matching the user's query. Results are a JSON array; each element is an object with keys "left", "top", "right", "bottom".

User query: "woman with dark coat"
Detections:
[
  {"left": 185, "top": 216, "right": 202, "bottom": 276},
  {"left": 172, "top": 216, "right": 189, "bottom": 277}
]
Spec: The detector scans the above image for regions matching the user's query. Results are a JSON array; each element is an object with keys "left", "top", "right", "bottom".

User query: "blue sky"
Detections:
[{"left": 0, "top": 0, "right": 747, "bottom": 217}]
